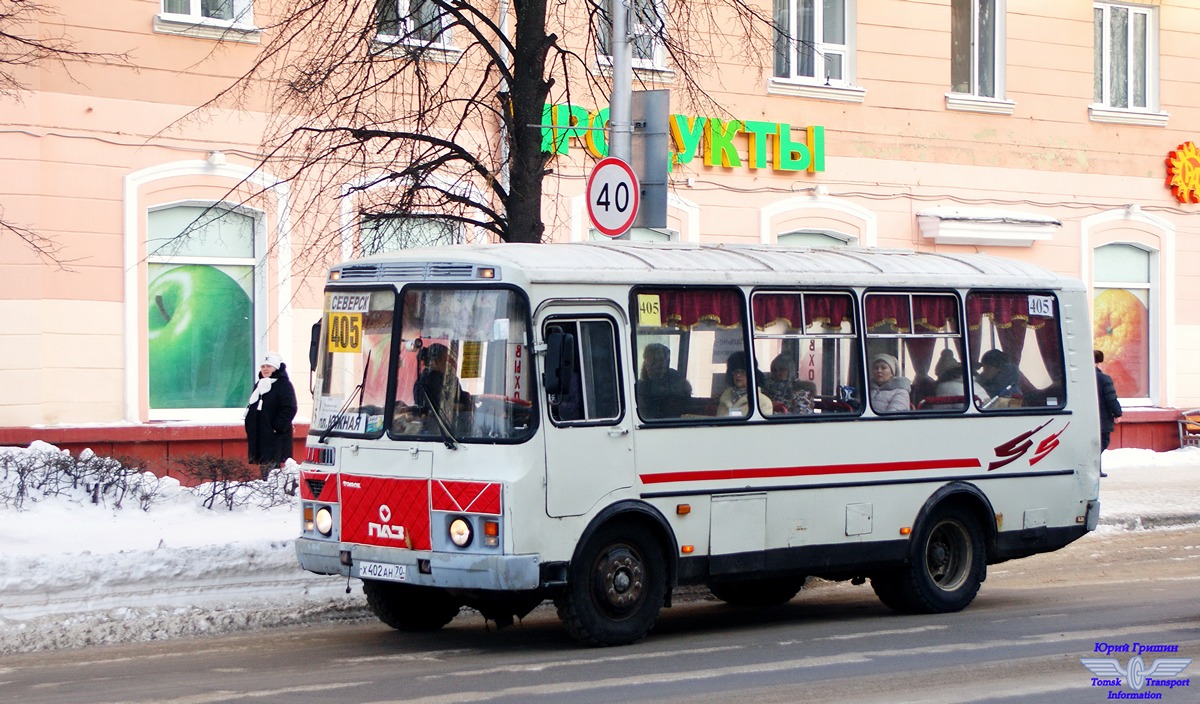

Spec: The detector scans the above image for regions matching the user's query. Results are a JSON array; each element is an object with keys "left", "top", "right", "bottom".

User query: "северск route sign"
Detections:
[{"left": 586, "top": 157, "right": 640, "bottom": 238}]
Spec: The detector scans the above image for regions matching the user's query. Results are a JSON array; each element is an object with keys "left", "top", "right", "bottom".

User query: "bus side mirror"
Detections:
[
  {"left": 309, "top": 319, "right": 322, "bottom": 373},
  {"left": 543, "top": 331, "right": 575, "bottom": 396}
]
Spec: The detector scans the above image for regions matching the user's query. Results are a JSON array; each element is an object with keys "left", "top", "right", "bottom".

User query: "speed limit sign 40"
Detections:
[{"left": 586, "top": 157, "right": 640, "bottom": 237}]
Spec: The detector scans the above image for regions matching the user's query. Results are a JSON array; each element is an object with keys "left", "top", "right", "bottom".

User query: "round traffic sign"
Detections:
[{"left": 586, "top": 157, "right": 640, "bottom": 237}]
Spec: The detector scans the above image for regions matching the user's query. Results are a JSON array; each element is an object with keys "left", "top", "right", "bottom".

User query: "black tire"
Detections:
[
  {"left": 871, "top": 504, "right": 986, "bottom": 614},
  {"left": 555, "top": 523, "right": 667, "bottom": 647},
  {"left": 708, "top": 576, "right": 806, "bottom": 606},
  {"left": 363, "top": 579, "right": 462, "bottom": 632}
]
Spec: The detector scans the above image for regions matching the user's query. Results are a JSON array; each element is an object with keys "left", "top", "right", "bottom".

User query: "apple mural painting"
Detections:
[
  {"left": 148, "top": 264, "right": 253, "bottom": 408},
  {"left": 1093, "top": 288, "right": 1149, "bottom": 398}
]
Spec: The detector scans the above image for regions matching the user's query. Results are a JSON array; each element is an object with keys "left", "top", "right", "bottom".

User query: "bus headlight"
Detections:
[
  {"left": 315, "top": 506, "right": 334, "bottom": 536},
  {"left": 449, "top": 517, "right": 473, "bottom": 547}
]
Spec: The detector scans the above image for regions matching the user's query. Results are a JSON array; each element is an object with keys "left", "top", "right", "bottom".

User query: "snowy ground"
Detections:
[{"left": 1, "top": 444, "right": 1197, "bottom": 654}]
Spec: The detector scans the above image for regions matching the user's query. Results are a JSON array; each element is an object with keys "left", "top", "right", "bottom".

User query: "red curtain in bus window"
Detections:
[
  {"left": 804, "top": 293, "right": 853, "bottom": 331},
  {"left": 865, "top": 294, "right": 912, "bottom": 333},
  {"left": 753, "top": 294, "right": 801, "bottom": 331},
  {"left": 752, "top": 293, "right": 853, "bottom": 332},
  {"left": 657, "top": 289, "right": 743, "bottom": 329},
  {"left": 904, "top": 296, "right": 961, "bottom": 383}
]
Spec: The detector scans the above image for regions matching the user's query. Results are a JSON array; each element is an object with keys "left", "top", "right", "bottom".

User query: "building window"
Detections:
[
  {"left": 1093, "top": 2, "right": 1156, "bottom": 111},
  {"left": 772, "top": 0, "right": 851, "bottom": 85},
  {"left": 589, "top": 227, "right": 677, "bottom": 243},
  {"left": 598, "top": 0, "right": 667, "bottom": 70},
  {"left": 1093, "top": 244, "right": 1152, "bottom": 399},
  {"left": 951, "top": 0, "right": 999, "bottom": 97},
  {"left": 375, "top": 0, "right": 448, "bottom": 45},
  {"left": 146, "top": 205, "right": 257, "bottom": 411},
  {"left": 161, "top": 0, "right": 253, "bottom": 24},
  {"left": 359, "top": 215, "right": 460, "bottom": 255},
  {"left": 777, "top": 230, "right": 853, "bottom": 247}
]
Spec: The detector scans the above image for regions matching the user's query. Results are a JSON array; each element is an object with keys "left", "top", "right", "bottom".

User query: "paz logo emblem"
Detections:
[
  {"left": 369, "top": 504, "right": 405, "bottom": 541},
  {"left": 379, "top": 504, "right": 392, "bottom": 523}
]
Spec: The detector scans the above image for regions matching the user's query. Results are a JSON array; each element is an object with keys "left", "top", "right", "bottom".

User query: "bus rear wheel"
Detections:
[
  {"left": 363, "top": 580, "right": 462, "bottom": 631},
  {"left": 871, "top": 504, "right": 986, "bottom": 614},
  {"left": 708, "top": 576, "right": 806, "bottom": 606},
  {"left": 555, "top": 523, "right": 667, "bottom": 647}
]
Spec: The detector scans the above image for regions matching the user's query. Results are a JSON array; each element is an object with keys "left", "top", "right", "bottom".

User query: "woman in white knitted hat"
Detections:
[
  {"left": 244, "top": 351, "right": 298, "bottom": 477},
  {"left": 868, "top": 352, "right": 911, "bottom": 413}
]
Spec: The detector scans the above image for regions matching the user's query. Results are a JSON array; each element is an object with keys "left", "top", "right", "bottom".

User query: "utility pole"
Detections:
[{"left": 608, "top": 0, "right": 633, "bottom": 240}]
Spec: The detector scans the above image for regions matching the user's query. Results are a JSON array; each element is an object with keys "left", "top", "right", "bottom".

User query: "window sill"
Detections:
[
  {"left": 153, "top": 14, "right": 261, "bottom": 44},
  {"left": 916, "top": 206, "right": 1061, "bottom": 247},
  {"left": 371, "top": 39, "right": 463, "bottom": 64},
  {"left": 767, "top": 79, "right": 866, "bottom": 103},
  {"left": 1088, "top": 105, "right": 1169, "bottom": 127},
  {"left": 945, "top": 93, "right": 1015, "bottom": 116},
  {"left": 593, "top": 62, "right": 677, "bottom": 84}
]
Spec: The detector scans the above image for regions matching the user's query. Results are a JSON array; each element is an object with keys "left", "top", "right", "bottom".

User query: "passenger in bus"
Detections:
[
  {"left": 717, "top": 352, "right": 774, "bottom": 417},
  {"left": 975, "top": 349, "right": 1022, "bottom": 408},
  {"left": 763, "top": 354, "right": 814, "bottom": 414},
  {"left": 868, "top": 353, "right": 911, "bottom": 413},
  {"left": 926, "top": 349, "right": 966, "bottom": 410},
  {"left": 637, "top": 343, "right": 692, "bottom": 419}
]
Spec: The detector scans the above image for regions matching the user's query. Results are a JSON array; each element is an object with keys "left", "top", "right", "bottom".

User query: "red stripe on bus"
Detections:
[{"left": 639, "top": 458, "right": 983, "bottom": 485}]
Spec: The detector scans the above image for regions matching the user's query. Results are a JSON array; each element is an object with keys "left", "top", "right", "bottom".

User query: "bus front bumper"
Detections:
[{"left": 295, "top": 537, "right": 542, "bottom": 591}]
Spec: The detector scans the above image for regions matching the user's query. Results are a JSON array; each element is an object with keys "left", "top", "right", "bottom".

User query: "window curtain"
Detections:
[
  {"left": 653, "top": 289, "right": 744, "bottom": 329},
  {"left": 752, "top": 293, "right": 853, "bottom": 332}
]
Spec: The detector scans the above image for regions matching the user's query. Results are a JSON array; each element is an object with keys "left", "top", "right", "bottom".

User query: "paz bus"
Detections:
[{"left": 296, "top": 242, "right": 1101, "bottom": 646}]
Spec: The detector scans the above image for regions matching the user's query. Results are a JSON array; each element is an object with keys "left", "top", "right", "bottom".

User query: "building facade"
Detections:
[{"left": 0, "top": 0, "right": 1196, "bottom": 457}]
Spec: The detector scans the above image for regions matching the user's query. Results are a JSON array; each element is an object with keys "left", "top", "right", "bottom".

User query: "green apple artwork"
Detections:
[{"left": 148, "top": 264, "right": 253, "bottom": 408}]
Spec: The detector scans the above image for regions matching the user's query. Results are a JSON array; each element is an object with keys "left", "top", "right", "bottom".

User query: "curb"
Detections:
[{"left": 1098, "top": 514, "right": 1200, "bottom": 530}]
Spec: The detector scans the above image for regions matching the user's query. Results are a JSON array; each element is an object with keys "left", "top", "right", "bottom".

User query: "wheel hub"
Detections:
[{"left": 599, "top": 550, "right": 643, "bottom": 609}]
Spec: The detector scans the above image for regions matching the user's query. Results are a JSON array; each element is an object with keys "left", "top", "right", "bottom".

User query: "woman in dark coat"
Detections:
[{"left": 245, "top": 352, "right": 298, "bottom": 475}]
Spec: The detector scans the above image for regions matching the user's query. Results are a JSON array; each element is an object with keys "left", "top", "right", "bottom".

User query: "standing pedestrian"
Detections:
[
  {"left": 245, "top": 351, "right": 298, "bottom": 478},
  {"left": 1095, "top": 349, "right": 1123, "bottom": 478}
]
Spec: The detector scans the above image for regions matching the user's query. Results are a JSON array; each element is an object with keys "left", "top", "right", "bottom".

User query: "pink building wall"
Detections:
[{"left": 0, "top": 0, "right": 1197, "bottom": 457}]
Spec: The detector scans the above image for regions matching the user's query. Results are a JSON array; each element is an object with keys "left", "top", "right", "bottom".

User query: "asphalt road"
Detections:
[{"left": 2, "top": 527, "right": 1197, "bottom": 704}]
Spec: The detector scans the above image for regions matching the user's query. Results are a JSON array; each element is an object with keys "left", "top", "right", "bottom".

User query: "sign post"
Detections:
[{"left": 587, "top": 156, "right": 640, "bottom": 238}]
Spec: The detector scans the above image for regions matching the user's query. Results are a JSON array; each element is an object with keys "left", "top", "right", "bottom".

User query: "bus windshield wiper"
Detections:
[
  {"left": 416, "top": 381, "right": 460, "bottom": 450},
  {"left": 318, "top": 352, "right": 371, "bottom": 444}
]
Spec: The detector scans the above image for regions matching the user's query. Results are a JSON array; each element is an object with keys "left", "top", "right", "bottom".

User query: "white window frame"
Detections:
[
  {"left": 767, "top": 0, "right": 864, "bottom": 103},
  {"left": 1090, "top": 2, "right": 1166, "bottom": 126},
  {"left": 946, "top": 0, "right": 1015, "bottom": 115},
  {"left": 374, "top": 0, "right": 453, "bottom": 50},
  {"left": 155, "top": 0, "right": 260, "bottom": 43},
  {"left": 144, "top": 200, "right": 267, "bottom": 422},
  {"left": 598, "top": 0, "right": 669, "bottom": 73},
  {"left": 1093, "top": 242, "right": 1157, "bottom": 405}
]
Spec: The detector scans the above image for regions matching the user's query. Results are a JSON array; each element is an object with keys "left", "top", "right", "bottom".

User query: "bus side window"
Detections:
[{"left": 966, "top": 291, "right": 1065, "bottom": 411}]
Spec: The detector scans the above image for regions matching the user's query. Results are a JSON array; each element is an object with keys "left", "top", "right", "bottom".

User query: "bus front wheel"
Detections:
[
  {"left": 363, "top": 580, "right": 462, "bottom": 631},
  {"left": 871, "top": 504, "right": 986, "bottom": 614},
  {"left": 555, "top": 523, "right": 667, "bottom": 647}
]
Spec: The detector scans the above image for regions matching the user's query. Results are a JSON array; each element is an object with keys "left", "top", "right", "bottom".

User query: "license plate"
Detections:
[{"left": 358, "top": 561, "right": 407, "bottom": 582}]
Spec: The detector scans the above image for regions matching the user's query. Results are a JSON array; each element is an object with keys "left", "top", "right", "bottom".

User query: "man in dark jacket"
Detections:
[
  {"left": 245, "top": 352, "right": 298, "bottom": 477},
  {"left": 1095, "top": 349, "right": 1123, "bottom": 477}
]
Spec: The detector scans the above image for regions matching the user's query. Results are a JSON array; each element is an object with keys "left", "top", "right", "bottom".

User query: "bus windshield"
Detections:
[{"left": 312, "top": 286, "right": 535, "bottom": 442}]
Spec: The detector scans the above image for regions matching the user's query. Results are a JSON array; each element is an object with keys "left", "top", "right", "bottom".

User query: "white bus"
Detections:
[{"left": 297, "top": 242, "right": 1101, "bottom": 646}]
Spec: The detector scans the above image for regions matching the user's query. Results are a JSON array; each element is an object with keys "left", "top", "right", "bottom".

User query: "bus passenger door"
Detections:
[{"left": 540, "top": 309, "right": 633, "bottom": 517}]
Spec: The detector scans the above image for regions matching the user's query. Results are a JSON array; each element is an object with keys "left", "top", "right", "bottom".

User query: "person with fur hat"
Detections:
[
  {"left": 245, "top": 351, "right": 298, "bottom": 477},
  {"left": 975, "top": 348, "right": 1022, "bottom": 408},
  {"left": 869, "top": 352, "right": 911, "bottom": 412}
]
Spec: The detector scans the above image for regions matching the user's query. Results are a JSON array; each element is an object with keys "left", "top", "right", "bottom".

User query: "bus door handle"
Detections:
[{"left": 608, "top": 427, "right": 629, "bottom": 437}]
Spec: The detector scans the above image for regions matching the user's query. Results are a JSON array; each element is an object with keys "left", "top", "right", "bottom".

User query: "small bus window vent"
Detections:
[{"left": 427, "top": 263, "right": 476, "bottom": 279}]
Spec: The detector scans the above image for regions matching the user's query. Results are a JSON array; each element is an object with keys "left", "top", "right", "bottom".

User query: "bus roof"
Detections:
[{"left": 333, "top": 242, "right": 1079, "bottom": 290}]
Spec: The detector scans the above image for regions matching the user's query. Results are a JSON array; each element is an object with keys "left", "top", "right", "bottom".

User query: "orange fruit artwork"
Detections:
[{"left": 1093, "top": 288, "right": 1148, "bottom": 397}]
